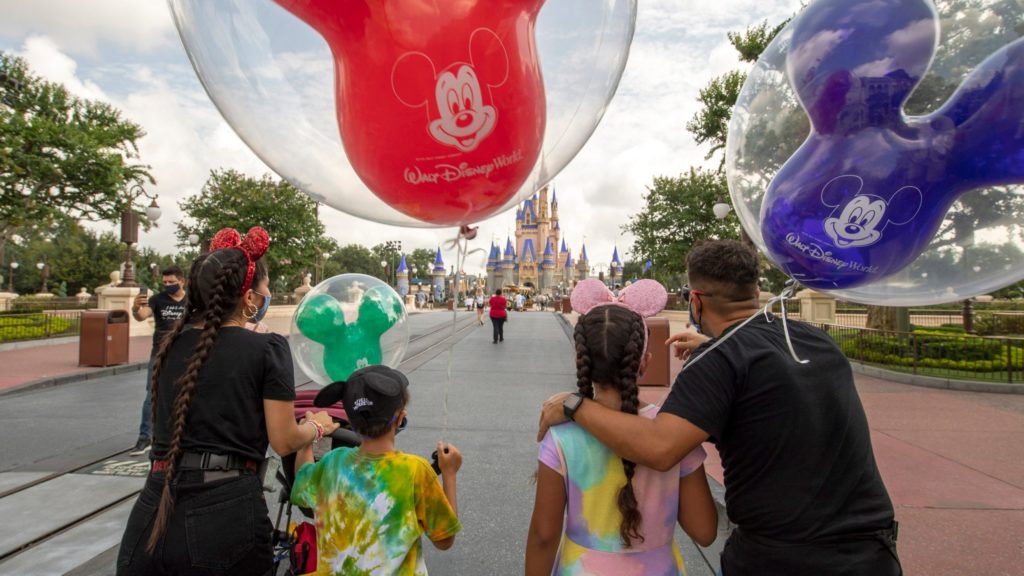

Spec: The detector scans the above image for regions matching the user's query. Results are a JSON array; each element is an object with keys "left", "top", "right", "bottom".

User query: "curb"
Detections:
[
  {"left": 849, "top": 361, "right": 1024, "bottom": 394},
  {"left": 0, "top": 361, "right": 148, "bottom": 397}
]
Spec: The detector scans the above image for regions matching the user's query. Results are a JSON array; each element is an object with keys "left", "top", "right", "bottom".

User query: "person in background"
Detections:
[
  {"left": 130, "top": 266, "right": 188, "bottom": 456},
  {"left": 490, "top": 289, "right": 508, "bottom": 344}
]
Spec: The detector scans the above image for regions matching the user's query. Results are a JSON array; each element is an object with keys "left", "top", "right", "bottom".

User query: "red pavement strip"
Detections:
[{"left": 0, "top": 335, "right": 153, "bottom": 393}]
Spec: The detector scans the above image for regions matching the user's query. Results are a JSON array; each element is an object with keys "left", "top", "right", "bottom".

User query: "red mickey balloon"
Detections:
[{"left": 274, "top": 0, "right": 547, "bottom": 226}]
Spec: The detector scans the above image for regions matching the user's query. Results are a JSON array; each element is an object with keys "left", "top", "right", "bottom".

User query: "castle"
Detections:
[{"left": 485, "top": 185, "right": 623, "bottom": 295}]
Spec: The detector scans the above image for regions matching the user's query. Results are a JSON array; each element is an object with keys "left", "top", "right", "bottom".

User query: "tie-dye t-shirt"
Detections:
[
  {"left": 291, "top": 448, "right": 461, "bottom": 576},
  {"left": 539, "top": 404, "right": 707, "bottom": 576}
]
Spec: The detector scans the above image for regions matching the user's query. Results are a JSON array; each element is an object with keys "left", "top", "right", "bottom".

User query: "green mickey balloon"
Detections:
[{"left": 294, "top": 288, "right": 404, "bottom": 382}]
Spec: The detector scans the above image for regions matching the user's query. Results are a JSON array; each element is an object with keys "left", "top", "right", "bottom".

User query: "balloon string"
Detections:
[
  {"left": 441, "top": 227, "right": 485, "bottom": 443},
  {"left": 655, "top": 280, "right": 808, "bottom": 407}
]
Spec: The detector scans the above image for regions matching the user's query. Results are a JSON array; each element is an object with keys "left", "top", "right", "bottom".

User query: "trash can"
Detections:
[{"left": 79, "top": 309, "right": 130, "bottom": 367}]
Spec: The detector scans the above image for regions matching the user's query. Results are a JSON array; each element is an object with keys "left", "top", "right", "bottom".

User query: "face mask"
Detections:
[
  {"left": 164, "top": 283, "right": 181, "bottom": 295},
  {"left": 253, "top": 291, "right": 271, "bottom": 323},
  {"left": 688, "top": 297, "right": 703, "bottom": 335}
]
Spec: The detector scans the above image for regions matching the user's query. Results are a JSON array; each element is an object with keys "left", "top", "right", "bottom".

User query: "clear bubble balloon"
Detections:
[
  {"left": 726, "top": 0, "right": 1024, "bottom": 306},
  {"left": 289, "top": 274, "right": 409, "bottom": 386},
  {"left": 168, "top": 0, "right": 636, "bottom": 227}
]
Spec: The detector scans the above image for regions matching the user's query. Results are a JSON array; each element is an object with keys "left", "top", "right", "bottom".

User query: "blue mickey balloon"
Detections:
[{"left": 757, "top": 0, "right": 1024, "bottom": 291}]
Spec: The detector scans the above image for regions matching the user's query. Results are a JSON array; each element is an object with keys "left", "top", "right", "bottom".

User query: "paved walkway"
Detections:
[{"left": 0, "top": 335, "right": 153, "bottom": 393}]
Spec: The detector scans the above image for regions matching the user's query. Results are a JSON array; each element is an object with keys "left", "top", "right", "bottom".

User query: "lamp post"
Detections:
[
  {"left": 36, "top": 260, "right": 48, "bottom": 294},
  {"left": 8, "top": 261, "right": 17, "bottom": 293},
  {"left": 119, "top": 184, "right": 161, "bottom": 288},
  {"left": 382, "top": 240, "right": 402, "bottom": 285},
  {"left": 381, "top": 259, "right": 389, "bottom": 285}
]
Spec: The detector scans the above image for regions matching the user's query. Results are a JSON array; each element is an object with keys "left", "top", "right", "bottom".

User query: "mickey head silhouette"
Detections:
[
  {"left": 393, "top": 29, "right": 508, "bottom": 153},
  {"left": 760, "top": 0, "right": 1024, "bottom": 290},
  {"left": 820, "top": 176, "right": 922, "bottom": 249},
  {"left": 295, "top": 287, "right": 404, "bottom": 382}
]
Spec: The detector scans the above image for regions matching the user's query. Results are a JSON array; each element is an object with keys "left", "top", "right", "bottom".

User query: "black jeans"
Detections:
[
  {"left": 116, "top": 470, "right": 273, "bottom": 576},
  {"left": 721, "top": 525, "right": 901, "bottom": 576},
  {"left": 491, "top": 317, "right": 505, "bottom": 342}
]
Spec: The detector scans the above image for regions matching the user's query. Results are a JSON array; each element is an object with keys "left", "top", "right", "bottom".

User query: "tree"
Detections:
[
  {"left": 330, "top": 244, "right": 379, "bottom": 278},
  {"left": 408, "top": 248, "right": 437, "bottom": 284},
  {"left": 623, "top": 169, "right": 740, "bottom": 279},
  {"left": 0, "top": 53, "right": 154, "bottom": 271},
  {"left": 177, "top": 169, "right": 333, "bottom": 285}
]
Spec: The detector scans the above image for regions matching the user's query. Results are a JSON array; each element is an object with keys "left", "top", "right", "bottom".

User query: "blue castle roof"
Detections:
[
  {"left": 580, "top": 244, "right": 589, "bottom": 262},
  {"left": 397, "top": 254, "right": 408, "bottom": 273},
  {"left": 542, "top": 239, "right": 555, "bottom": 265},
  {"left": 433, "top": 247, "right": 445, "bottom": 272},
  {"left": 504, "top": 238, "right": 515, "bottom": 257},
  {"left": 522, "top": 239, "right": 536, "bottom": 263},
  {"left": 612, "top": 246, "right": 621, "bottom": 265},
  {"left": 560, "top": 239, "right": 568, "bottom": 253}
]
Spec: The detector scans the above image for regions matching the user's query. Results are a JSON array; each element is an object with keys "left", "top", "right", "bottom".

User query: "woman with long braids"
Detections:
[
  {"left": 526, "top": 279, "right": 718, "bottom": 575},
  {"left": 116, "top": 227, "right": 338, "bottom": 575}
]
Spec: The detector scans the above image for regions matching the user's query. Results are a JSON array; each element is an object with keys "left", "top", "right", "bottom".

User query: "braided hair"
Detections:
[
  {"left": 574, "top": 305, "right": 647, "bottom": 548},
  {"left": 145, "top": 248, "right": 267, "bottom": 553}
]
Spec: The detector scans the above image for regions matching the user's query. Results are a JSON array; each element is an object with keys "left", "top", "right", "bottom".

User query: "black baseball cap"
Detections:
[{"left": 314, "top": 365, "right": 409, "bottom": 432}]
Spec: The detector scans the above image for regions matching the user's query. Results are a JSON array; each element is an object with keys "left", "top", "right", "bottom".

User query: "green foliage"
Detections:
[
  {"left": 727, "top": 20, "right": 788, "bottom": 63},
  {"left": 4, "top": 220, "right": 125, "bottom": 295},
  {"left": 408, "top": 248, "right": 438, "bottom": 283},
  {"left": 624, "top": 169, "right": 740, "bottom": 279},
  {"left": 176, "top": 169, "right": 334, "bottom": 286},
  {"left": 835, "top": 330, "right": 1023, "bottom": 372},
  {"left": 330, "top": 244, "right": 381, "bottom": 278},
  {"left": 0, "top": 313, "right": 77, "bottom": 342},
  {"left": 975, "top": 313, "right": 1024, "bottom": 336},
  {"left": 685, "top": 71, "right": 745, "bottom": 166},
  {"left": 0, "top": 53, "right": 154, "bottom": 269}
]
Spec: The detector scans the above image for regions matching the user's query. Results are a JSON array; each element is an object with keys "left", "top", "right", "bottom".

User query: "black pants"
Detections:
[
  {"left": 721, "top": 525, "right": 901, "bottom": 576},
  {"left": 116, "top": 470, "right": 273, "bottom": 576},
  {"left": 491, "top": 317, "right": 505, "bottom": 342}
]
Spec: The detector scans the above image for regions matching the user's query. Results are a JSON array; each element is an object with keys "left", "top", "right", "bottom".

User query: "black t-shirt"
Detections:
[
  {"left": 662, "top": 316, "right": 894, "bottom": 542},
  {"left": 148, "top": 291, "right": 187, "bottom": 351},
  {"left": 151, "top": 327, "right": 296, "bottom": 463}
]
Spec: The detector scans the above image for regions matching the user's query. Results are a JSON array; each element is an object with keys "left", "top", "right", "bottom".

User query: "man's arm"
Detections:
[
  {"left": 131, "top": 293, "right": 153, "bottom": 321},
  {"left": 539, "top": 394, "right": 709, "bottom": 471}
]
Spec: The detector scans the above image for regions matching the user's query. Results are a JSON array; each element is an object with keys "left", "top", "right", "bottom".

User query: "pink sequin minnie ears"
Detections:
[
  {"left": 208, "top": 227, "right": 270, "bottom": 296},
  {"left": 570, "top": 278, "right": 668, "bottom": 318}
]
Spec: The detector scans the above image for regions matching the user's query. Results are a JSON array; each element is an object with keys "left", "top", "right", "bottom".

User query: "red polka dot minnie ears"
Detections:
[{"left": 208, "top": 226, "right": 270, "bottom": 296}]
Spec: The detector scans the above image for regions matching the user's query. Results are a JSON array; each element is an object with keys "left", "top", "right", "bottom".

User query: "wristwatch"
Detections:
[{"left": 562, "top": 392, "right": 584, "bottom": 421}]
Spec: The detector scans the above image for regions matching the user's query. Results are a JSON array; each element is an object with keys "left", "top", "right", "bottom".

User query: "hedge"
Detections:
[
  {"left": 0, "top": 314, "right": 78, "bottom": 342},
  {"left": 836, "top": 330, "right": 1023, "bottom": 372}
]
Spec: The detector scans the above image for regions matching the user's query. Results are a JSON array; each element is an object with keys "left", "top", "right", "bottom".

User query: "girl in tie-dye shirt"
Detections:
[{"left": 527, "top": 305, "right": 718, "bottom": 576}]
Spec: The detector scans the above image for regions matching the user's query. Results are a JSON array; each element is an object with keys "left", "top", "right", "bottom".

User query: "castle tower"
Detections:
[
  {"left": 486, "top": 243, "right": 499, "bottom": 294},
  {"left": 397, "top": 254, "right": 410, "bottom": 299},
  {"left": 503, "top": 238, "right": 516, "bottom": 286},
  {"left": 576, "top": 244, "right": 590, "bottom": 281},
  {"left": 610, "top": 246, "right": 624, "bottom": 287},
  {"left": 432, "top": 248, "right": 446, "bottom": 300},
  {"left": 563, "top": 251, "right": 575, "bottom": 289},
  {"left": 541, "top": 239, "right": 556, "bottom": 293}
]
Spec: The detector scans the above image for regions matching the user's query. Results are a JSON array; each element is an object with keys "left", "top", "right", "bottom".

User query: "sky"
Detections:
[{"left": 0, "top": 0, "right": 803, "bottom": 275}]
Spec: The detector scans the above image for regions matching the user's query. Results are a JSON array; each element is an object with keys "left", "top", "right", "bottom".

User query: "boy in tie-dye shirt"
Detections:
[{"left": 292, "top": 366, "right": 462, "bottom": 575}]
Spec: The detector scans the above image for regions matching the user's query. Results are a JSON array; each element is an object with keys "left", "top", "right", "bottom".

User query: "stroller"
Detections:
[{"left": 270, "top": 388, "right": 361, "bottom": 575}]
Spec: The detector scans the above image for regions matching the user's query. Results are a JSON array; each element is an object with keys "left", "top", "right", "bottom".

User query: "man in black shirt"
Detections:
[
  {"left": 129, "top": 265, "right": 188, "bottom": 455},
  {"left": 539, "top": 240, "right": 900, "bottom": 575}
]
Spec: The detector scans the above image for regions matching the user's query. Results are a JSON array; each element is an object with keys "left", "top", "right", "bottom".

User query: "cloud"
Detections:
[{"left": 0, "top": 0, "right": 175, "bottom": 57}]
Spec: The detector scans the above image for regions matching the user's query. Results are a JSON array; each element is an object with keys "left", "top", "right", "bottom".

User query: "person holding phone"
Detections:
[{"left": 129, "top": 266, "right": 188, "bottom": 455}]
